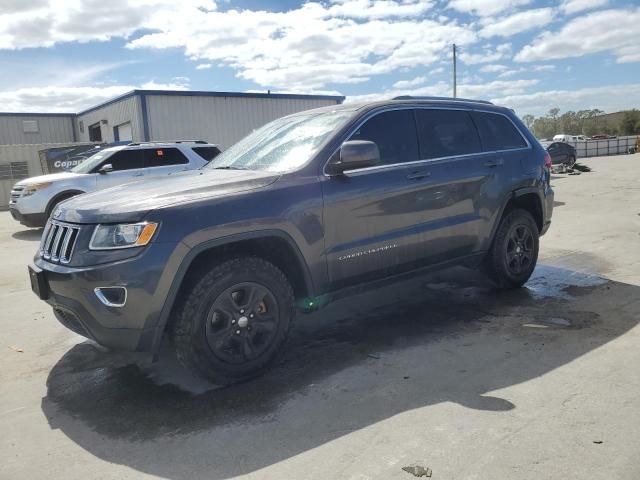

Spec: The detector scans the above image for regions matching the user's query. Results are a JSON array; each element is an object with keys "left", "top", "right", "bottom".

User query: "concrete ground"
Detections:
[{"left": 1, "top": 154, "right": 639, "bottom": 480}]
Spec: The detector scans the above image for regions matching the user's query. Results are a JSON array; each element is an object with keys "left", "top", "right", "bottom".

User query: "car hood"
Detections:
[
  {"left": 15, "top": 171, "right": 83, "bottom": 186},
  {"left": 56, "top": 169, "right": 280, "bottom": 224}
]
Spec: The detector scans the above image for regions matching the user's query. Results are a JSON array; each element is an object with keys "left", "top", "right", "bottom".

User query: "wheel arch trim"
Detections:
[{"left": 149, "top": 229, "right": 314, "bottom": 353}]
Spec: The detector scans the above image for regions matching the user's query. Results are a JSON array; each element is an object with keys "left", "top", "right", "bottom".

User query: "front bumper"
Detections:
[
  {"left": 9, "top": 207, "right": 47, "bottom": 228},
  {"left": 32, "top": 240, "right": 183, "bottom": 352}
]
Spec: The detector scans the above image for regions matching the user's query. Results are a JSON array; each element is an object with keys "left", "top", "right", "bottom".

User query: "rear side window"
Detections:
[
  {"left": 350, "top": 110, "right": 419, "bottom": 165},
  {"left": 100, "top": 150, "right": 144, "bottom": 171},
  {"left": 192, "top": 146, "right": 222, "bottom": 161},
  {"left": 472, "top": 112, "right": 528, "bottom": 151},
  {"left": 145, "top": 148, "right": 189, "bottom": 167},
  {"left": 415, "top": 109, "right": 482, "bottom": 159}
]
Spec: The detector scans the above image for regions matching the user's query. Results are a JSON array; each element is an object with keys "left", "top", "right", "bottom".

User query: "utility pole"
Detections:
[{"left": 452, "top": 43, "right": 457, "bottom": 98}]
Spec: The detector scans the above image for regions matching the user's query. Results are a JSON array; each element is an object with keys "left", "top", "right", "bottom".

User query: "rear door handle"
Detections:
[
  {"left": 407, "top": 170, "right": 431, "bottom": 180},
  {"left": 132, "top": 172, "right": 144, "bottom": 177},
  {"left": 484, "top": 158, "right": 504, "bottom": 168}
]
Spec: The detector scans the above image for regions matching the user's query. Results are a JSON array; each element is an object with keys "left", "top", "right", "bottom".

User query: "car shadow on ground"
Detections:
[
  {"left": 41, "top": 263, "right": 639, "bottom": 480},
  {"left": 11, "top": 228, "right": 43, "bottom": 242}
]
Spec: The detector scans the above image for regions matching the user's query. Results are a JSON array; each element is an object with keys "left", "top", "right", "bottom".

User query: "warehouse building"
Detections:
[
  {"left": 0, "top": 89, "right": 344, "bottom": 208},
  {"left": 0, "top": 89, "right": 344, "bottom": 147}
]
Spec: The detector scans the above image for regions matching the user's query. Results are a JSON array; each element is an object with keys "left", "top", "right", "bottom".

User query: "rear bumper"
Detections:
[{"left": 9, "top": 207, "right": 47, "bottom": 228}]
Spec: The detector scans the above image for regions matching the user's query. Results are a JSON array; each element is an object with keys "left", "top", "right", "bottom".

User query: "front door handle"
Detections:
[
  {"left": 484, "top": 158, "right": 504, "bottom": 168},
  {"left": 132, "top": 172, "right": 144, "bottom": 177},
  {"left": 407, "top": 170, "right": 431, "bottom": 180}
]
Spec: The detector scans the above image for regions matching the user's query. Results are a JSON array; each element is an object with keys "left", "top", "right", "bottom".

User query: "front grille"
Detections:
[
  {"left": 9, "top": 185, "right": 24, "bottom": 205},
  {"left": 40, "top": 220, "right": 80, "bottom": 264}
]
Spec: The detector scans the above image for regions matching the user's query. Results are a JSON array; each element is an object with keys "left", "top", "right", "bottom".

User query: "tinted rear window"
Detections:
[
  {"left": 350, "top": 110, "right": 419, "bottom": 165},
  {"left": 472, "top": 112, "right": 528, "bottom": 151},
  {"left": 415, "top": 109, "right": 482, "bottom": 159},
  {"left": 145, "top": 148, "right": 189, "bottom": 167},
  {"left": 192, "top": 146, "right": 221, "bottom": 161}
]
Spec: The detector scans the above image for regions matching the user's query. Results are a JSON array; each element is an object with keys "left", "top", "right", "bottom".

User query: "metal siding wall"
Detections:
[
  {"left": 75, "top": 96, "right": 143, "bottom": 143},
  {"left": 0, "top": 143, "right": 92, "bottom": 209},
  {"left": 0, "top": 116, "right": 74, "bottom": 145},
  {"left": 146, "top": 95, "right": 340, "bottom": 149}
]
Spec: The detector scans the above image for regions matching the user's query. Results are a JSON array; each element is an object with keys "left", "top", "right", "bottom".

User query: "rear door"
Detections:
[
  {"left": 470, "top": 110, "right": 531, "bottom": 246},
  {"left": 412, "top": 108, "right": 493, "bottom": 260},
  {"left": 144, "top": 147, "right": 191, "bottom": 177},
  {"left": 95, "top": 149, "right": 146, "bottom": 189}
]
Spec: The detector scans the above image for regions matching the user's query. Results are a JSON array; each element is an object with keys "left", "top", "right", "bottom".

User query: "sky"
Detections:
[{"left": 0, "top": 0, "right": 638, "bottom": 117}]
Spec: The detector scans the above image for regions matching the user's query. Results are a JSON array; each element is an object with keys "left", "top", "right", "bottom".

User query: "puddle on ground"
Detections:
[{"left": 524, "top": 265, "right": 607, "bottom": 300}]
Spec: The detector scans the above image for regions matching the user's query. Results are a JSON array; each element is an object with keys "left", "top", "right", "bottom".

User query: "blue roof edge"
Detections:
[
  {"left": 2, "top": 90, "right": 346, "bottom": 118},
  {"left": 0, "top": 112, "right": 75, "bottom": 117}
]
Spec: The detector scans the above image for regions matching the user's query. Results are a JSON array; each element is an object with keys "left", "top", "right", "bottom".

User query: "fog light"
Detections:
[{"left": 94, "top": 287, "right": 127, "bottom": 307}]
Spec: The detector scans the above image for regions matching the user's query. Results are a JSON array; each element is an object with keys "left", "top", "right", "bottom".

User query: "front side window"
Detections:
[
  {"left": 415, "top": 109, "right": 482, "bottom": 159},
  {"left": 145, "top": 148, "right": 189, "bottom": 167},
  {"left": 350, "top": 110, "right": 419, "bottom": 165},
  {"left": 205, "top": 110, "right": 353, "bottom": 173},
  {"left": 472, "top": 112, "right": 528, "bottom": 151},
  {"left": 71, "top": 148, "right": 117, "bottom": 173},
  {"left": 102, "top": 150, "right": 145, "bottom": 171}
]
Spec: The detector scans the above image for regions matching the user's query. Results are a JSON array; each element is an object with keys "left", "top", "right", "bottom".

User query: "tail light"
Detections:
[{"left": 544, "top": 152, "right": 552, "bottom": 169}]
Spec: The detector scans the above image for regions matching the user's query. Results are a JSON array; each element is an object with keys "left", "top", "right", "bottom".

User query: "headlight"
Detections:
[
  {"left": 89, "top": 222, "right": 158, "bottom": 250},
  {"left": 22, "top": 182, "right": 51, "bottom": 196}
]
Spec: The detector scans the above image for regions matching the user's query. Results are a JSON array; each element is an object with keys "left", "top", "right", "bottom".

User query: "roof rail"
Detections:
[
  {"left": 127, "top": 140, "right": 209, "bottom": 146},
  {"left": 392, "top": 95, "right": 494, "bottom": 105}
]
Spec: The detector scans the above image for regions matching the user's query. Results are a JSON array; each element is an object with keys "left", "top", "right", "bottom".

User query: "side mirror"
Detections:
[
  {"left": 98, "top": 163, "right": 113, "bottom": 174},
  {"left": 327, "top": 140, "right": 381, "bottom": 175}
]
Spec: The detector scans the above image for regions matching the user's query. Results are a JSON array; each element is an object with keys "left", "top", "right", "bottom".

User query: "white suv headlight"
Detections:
[
  {"left": 89, "top": 222, "right": 158, "bottom": 250},
  {"left": 22, "top": 182, "right": 51, "bottom": 196}
]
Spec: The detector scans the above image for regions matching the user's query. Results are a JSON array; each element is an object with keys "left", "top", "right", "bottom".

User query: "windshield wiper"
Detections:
[{"left": 212, "top": 165, "right": 250, "bottom": 170}]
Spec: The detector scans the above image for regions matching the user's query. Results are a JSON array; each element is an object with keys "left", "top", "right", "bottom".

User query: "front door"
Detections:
[
  {"left": 323, "top": 108, "right": 429, "bottom": 289},
  {"left": 95, "top": 149, "right": 146, "bottom": 189}
]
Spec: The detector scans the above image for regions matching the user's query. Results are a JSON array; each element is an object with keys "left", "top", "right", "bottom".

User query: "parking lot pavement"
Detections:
[{"left": 1, "top": 154, "right": 639, "bottom": 480}]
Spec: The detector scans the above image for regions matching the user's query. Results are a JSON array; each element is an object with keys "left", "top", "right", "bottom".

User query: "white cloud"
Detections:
[
  {"left": 430, "top": 66, "right": 445, "bottom": 75},
  {"left": 479, "top": 8, "right": 555, "bottom": 38},
  {"left": 125, "top": 2, "right": 477, "bottom": 90},
  {"left": 459, "top": 43, "right": 511, "bottom": 64},
  {"left": 531, "top": 64, "right": 555, "bottom": 72},
  {"left": 0, "top": 81, "right": 191, "bottom": 112},
  {"left": 327, "top": 0, "right": 434, "bottom": 19},
  {"left": 516, "top": 8, "right": 640, "bottom": 63},
  {"left": 479, "top": 64, "right": 508, "bottom": 73},
  {"left": 448, "top": 0, "right": 532, "bottom": 17},
  {"left": 0, "top": 0, "right": 217, "bottom": 49},
  {"left": 346, "top": 77, "right": 538, "bottom": 103},
  {"left": 392, "top": 76, "right": 427, "bottom": 88},
  {"left": 491, "top": 83, "right": 640, "bottom": 116},
  {"left": 195, "top": 63, "right": 212, "bottom": 70},
  {"left": 561, "top": 0, "right": 608, "bottom": 15}
]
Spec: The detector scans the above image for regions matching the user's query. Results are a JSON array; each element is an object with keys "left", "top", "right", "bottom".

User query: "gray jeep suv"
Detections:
[{"left": 29, "top": 97, "right": 554, "bottom": 384}]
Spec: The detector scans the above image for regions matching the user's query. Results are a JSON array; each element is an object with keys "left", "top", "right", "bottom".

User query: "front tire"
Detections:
[
  {"left": 171, "top": 256, "right": 295, "bottom": 385},
  {"left": 486, "top": 208, "right": 539, "bottom": 289}
]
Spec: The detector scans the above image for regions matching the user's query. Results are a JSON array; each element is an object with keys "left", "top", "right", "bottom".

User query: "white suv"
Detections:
[{"left": 9, "top": 141, "right": 221, "bottom": 228}]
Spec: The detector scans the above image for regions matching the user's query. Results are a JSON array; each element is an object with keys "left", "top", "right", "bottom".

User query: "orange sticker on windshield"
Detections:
[{"left": 157, "top": 150, "right": 164, "bottom": 156}]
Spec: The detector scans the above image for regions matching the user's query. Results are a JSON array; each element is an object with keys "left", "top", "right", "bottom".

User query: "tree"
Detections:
[
  {"left": 522, "top": 114, "right": 535, "bottom": 130},
  {"left": 620, "top": 109, "right": 640, "bottom": 135}
]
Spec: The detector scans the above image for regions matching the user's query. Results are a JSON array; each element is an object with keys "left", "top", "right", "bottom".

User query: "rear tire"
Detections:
[
  {"left": 486, "top": 208, "right": 539, "bottom": 289},
  {"left": 170, "top": 256, "right": 295, "bottom": 385}
]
